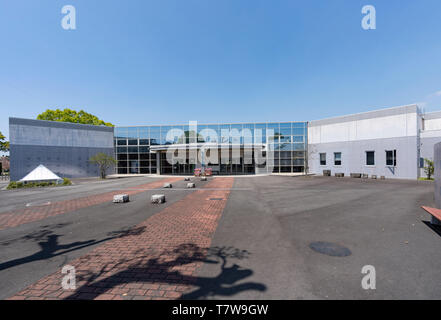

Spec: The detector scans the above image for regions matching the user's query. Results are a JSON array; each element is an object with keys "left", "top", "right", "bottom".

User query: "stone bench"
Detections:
[
  {"left": 163, "top": 183, "right": 172, "bottom": 188},
  {"left": 350, "top": 173, "right": 362, "bottom": 178},
  {"left": 421, "top": 206, "right": 441, "bottom": 226},
  {"left": 323, "top": 170, "right": 331, "bottom": 177},
  {"left": 362, "top": 174, "right": 369, "bottom": 179},
  {"left": 201, "top": 177, "right": 207, "bottom": 181},
  {"left": 187, "top": 183, "right": 196, "bottom": 188},
  {"left": 335, "top": 173, "right": 344, "bottom": 178},
  {"left": 113, "top": 194, "right": 129, "bottom": 203}
]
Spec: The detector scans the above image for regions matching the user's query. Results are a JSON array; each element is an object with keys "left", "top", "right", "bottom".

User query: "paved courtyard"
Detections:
[{"left": 0, "top": 175, "right": 439, "bottom": 300}]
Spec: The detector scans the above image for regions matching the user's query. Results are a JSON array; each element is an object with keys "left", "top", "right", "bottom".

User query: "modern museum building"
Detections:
[{"left": 8, "top": 104, "right": 441, "bottom": 181}]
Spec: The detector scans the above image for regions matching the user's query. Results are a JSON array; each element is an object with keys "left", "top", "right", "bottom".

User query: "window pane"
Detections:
[
  {"left": 117, "top": 139, "right": 127, "bottom": 146},
  {"left": 334, "top": 152, "right": 342, "bottom": 165},
  {"left": 366, "top": 151, "right": 375, "bottom": 165},
  {"left": 320, "top": 153, "right": 326, "bottom": 165},
  {"left": 128, "top": 139, "right": 138, "bottom": 145}
]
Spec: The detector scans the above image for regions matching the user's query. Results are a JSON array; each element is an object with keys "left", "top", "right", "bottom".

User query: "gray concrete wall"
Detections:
[
  {"left": 434, "top": 142, "right": 441, "bottom": 208},
  {"left": 9, "top": 118, "right": 114, "bottom": 181},
  {"left": 308, "top": 136, "right": 419, "bottom": 179}
]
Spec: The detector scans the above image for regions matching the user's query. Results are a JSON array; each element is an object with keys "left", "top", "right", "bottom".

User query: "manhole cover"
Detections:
[{"left": 309, "top": 241, "right": 351, "bottom": 257}]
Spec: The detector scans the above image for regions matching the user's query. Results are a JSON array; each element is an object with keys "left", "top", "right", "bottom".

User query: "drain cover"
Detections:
[
  {"left": 209, "top": 198, "right": 224, "bottom": 201},
  {"left": 309, "top": 241, "right": 351, "bottom": 257}
]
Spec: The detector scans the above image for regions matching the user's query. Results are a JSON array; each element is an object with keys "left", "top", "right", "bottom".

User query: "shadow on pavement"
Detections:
[
  {"left": 0, "top": 225, "right": 147, "bottom": 272},
  {"left": 65, "top": 244, "right": 266, "bottom": 300}
]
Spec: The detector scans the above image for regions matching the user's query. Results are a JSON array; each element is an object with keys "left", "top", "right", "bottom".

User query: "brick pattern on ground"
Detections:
[
  {"left": 0, "top": 178, "right": 181, "bottom": 231},
  {"left": 8, "top": 177, "right": 234, "bottom": 300}
]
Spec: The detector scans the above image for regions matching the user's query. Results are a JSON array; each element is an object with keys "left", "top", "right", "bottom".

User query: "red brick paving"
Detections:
[
  {"left": 0, "top": 177, "right": 181, "bottom": 231},
  {"left": 8, "top": 177, "right": 234, "bottom": 300}
]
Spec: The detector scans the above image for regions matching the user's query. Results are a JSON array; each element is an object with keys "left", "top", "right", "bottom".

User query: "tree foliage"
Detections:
[
  {"left": 424, "top": 158, "right": 435, "bottom": 180},
  {"left": 37, "top": 108, "right": 113, "bottom": 127},
  {"left": 89, "top": 152, "right": 117, "bottom": 179},
  {"left": 0, "top": 131, "right": 9, "bottom": 152}
]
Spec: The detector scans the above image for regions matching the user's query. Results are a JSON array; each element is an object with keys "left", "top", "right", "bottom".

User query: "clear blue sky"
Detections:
[{"left": 1, "top": 0, "right": 441, "bottom": 141}]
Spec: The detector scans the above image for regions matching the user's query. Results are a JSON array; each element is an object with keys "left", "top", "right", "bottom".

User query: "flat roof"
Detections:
[
  {"left": 309, "top": 104, "right": 420, "bottom": 127},
  {"left": 9, "top": 117, "right": 114, "bottom": 133}
]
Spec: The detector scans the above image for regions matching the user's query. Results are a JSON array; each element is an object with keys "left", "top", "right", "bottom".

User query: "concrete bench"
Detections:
[
  {"left": 163, "top": 183, "right": 172, "bottom": 188},
  {"left": 323, "top": 170, "right": 331, "bottom": 177},
  {"left": 151, "top": 194, "right": 166, "bottom": 204},
  {"left": 187, "top": 183, "right": 195, "bottom": 188},
  {"left": 371, "top": 175, "right": 377, "bottom": 179},
  {"left": 335, "top": 173, "right": 344, "bottom": 178},
  {"left": 362, "top": 174, "right": 369, "bottom": 179},
  {"left": 350, "top": 173, "right": 362, "bottom": 178},
  {"left": 201, "top": 176, "right": 207, "bottom": 181},
  {"left": 113, "top": 194, "right": 129, "bottom": 203},
  {"left": 421, "top": 206, "right": 441, "bottom": 226}
]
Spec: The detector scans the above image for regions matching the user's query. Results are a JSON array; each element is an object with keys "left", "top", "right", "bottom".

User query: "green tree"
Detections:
[
  {"left": 424, "top": 158, "right": 435, "bottom": 180},
  {"left": 37, "top": 108, "right": 113, "bottom": 127},
  {"left": 89, "top": 153, "right": 117, "bottom": 179},
  {"left": 0, "top": 131, "right": 9, "bottom": 152}
]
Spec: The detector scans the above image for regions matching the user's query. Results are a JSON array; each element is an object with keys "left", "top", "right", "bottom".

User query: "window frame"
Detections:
[
  {"left": 334, "top": 152, "right": 342, "bottom": 166},
  {"left": 365, "top": 151, "right": 375, "bottom": 166},
  {"left": 386, "top": 150, "right": 397, "bottom": 167},
  {"left": 319, "top": 153, "right": 326, "bottom": 166}
]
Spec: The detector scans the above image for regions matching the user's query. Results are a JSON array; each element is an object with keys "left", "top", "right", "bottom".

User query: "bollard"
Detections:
[
  {"left": 151, "top": 194, "right": 166, "bottom": 204},
  {"left": 113, "top": 194, "right": 129, "bottom": 203}
]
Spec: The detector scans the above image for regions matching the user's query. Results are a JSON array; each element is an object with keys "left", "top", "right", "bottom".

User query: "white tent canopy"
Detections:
[{"left": 20, "top": 164, "right": 62, "bottom": 182}]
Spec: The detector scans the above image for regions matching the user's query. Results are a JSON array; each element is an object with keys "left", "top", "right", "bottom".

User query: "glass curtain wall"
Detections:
[{"left": 114, "top": 122, "right": 307, "bottom": 175}]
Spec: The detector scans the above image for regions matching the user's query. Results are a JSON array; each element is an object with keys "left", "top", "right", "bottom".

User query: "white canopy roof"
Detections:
[{"left": 20, "top": 164, "right": 62, "bottom": 182}]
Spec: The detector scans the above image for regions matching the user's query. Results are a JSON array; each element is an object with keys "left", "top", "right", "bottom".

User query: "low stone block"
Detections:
[
  {"left": 113, "top": 194, "right": 129, "bottom": 203},
  {"left": 371, "top": 175, "right": 377, "bottom": 179},
  {"left": 187, "top": 183, "right": 196, "bottom": 188},
  {"left": 201, "top": 176, "right": 207, "bottom": 181},
  {"left": 335, "top": 173, "right": 344, "bottom": 178},
  {"left": 362, "top": 174, "right": 369, "bottom": 179},
  {"left": 323, "top": 170, "right": 331, "bottom": 177},
  {"left": 380, "top": 176, "right": 386, "bottom": 180},
  {"left": 151, "top": 194, "right": 165, "bottom": 204},
  {"left": 163, "top": 183, "right": 172, "bottom": 188},
  {"left": 350, "top": 173, "right": 362, "bottom": 178}
]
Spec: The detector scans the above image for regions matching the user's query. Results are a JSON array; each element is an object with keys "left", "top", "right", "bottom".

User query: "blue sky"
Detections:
[{"left": 1, "top": 0, "right": 441, "bottom": 141}]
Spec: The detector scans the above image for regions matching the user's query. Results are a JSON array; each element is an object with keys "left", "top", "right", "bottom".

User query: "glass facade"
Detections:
[{"left": 114, "top": 122, "right": 308, "bottom": 175}]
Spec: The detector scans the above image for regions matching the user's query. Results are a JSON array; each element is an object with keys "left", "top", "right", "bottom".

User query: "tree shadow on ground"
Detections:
[
  {"left": 66, "top": 244, "right": 266, "bottom": 300},
  {"left": 0, "top": 225, "right": 146, "bottom": 272}
]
